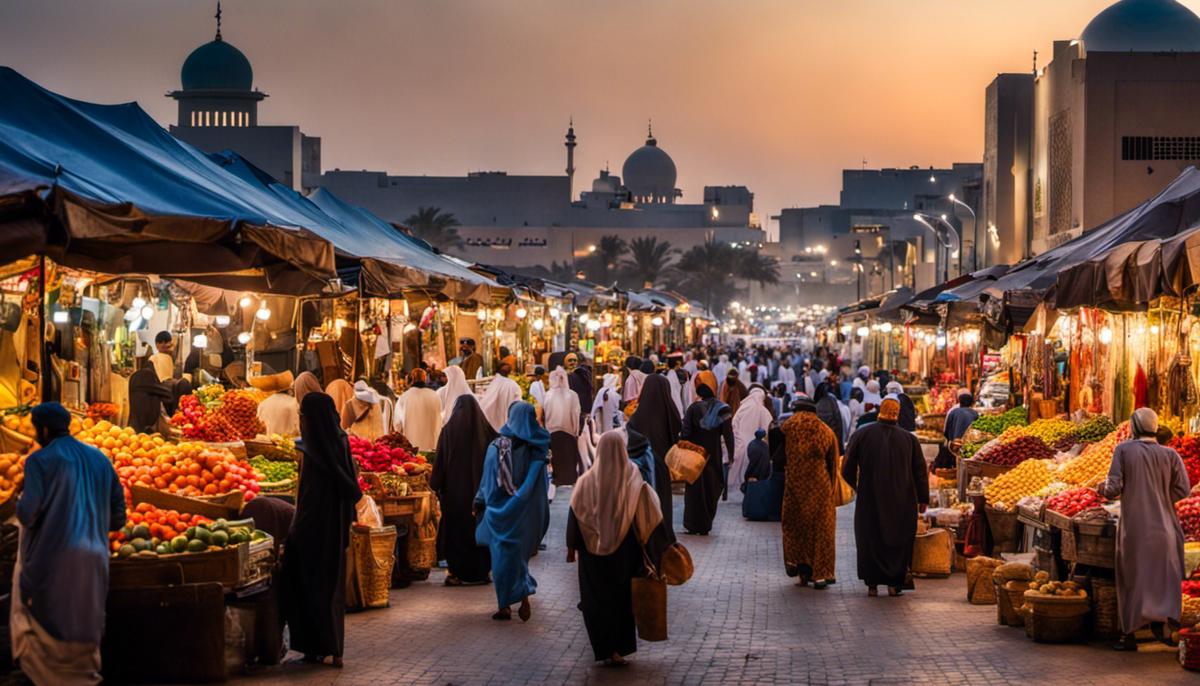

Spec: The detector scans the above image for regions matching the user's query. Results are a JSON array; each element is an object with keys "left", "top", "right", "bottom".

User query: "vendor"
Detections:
[
  {"left": 942, "top": 391, "right": 978, "bottom": 441},
  {"left": 148, "top": 331, "right": 176, "bottom": 382},
  {"left": 128, "top": 367, "right": 173, "bottom": 434},
  {"left": 255, "top": 371, "right": 300, "bottom": 437}
]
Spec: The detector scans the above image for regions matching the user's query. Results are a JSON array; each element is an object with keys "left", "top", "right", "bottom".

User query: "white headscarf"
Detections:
[
  {"left": 864, "top": 379, "right": 882, "bottom": 407},
  {"left": 479, "top": 374, "right": 523, "bottom": 432},
  {"left": 885, "top": 381, "right": 903, "bottom": 395},
  {"left": 354, "top": 380, "right": 380, "bottom": 404},
  {"left": 543, "top": 368, "right": 581, "bottom": 435},
  {"left": 728, "top": 387, "right": 774, "bottom": 494},
  {"left": 569, "top": 430, "right": 663, "bottom": 556},
  {"left": 437, "top": 365, "right": 472, "bottom": 425},
  {"left": 591, "top": 373, "right": 622, "bottom": 431}
]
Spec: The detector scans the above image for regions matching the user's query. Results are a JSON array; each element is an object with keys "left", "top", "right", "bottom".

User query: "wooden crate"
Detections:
[
  {"left": 1018, "top": 502, "right": 1047, "bottom": 530},
  {"left": 110, "top": 535, "right": 273, "bottom": 590},
  {"left": 1044, "top": 509, "right": 1074, "bottom": 532},
  {"left": 1073, "top": 523, "right": 1116, "bottom": 568},
  {"left": 129, "top": 484, "right": 243, "bottom": 519},
  {"left": 103, "top": 582, "right": 227, "bottom": 683},
  {"left": 1060, "top": 527, "right": 1077, "bottom": 562},
  {"left": 962, "top": 458, "right": 1015, "bottom": 481}
]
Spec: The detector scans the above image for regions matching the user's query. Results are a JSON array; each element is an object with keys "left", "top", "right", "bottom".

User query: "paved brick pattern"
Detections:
[{"left": 236, "top": 493, "right": 1191, "bottom": 686}]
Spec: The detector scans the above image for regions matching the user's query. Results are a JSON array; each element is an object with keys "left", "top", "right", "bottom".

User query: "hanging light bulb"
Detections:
[
  {"left": 131, "top": 296, "right": 147, "bottom": 311},
  {"left": 549, "top": 307, "right": 561, "bottom": 320},
  {"left": 533, "top": 318, "right": 545, "bottom": 331},
  {"left": 140, "top": 305, "right": 155, "bottom": 320},
  {"left": 255, "top": 302, "right": 271, "bottom": 321},
  {"left": 123, "top": 309, "right": 139, "bottom": 322},
  {"left": 840, "top": 324, "right": 851, "bottom": 335},
  {"left": 237, "top": 331, "right": 252, "bottom": 345},
  {"left": 515, "top": 307, "right": 527, "bottom": 319},
  {"left": 214, "top": 314, "right": 231, "bottom": 328},
  {"left": 52, "top": 310, "right": 69, "bottom": 324},
  {"left": 476, "top": 308, "right": 487, "bottom": 321},
  {"left": 239, "top": 295, "right": 253, "bottom": 309},
  {"left": 936, "top": 334, "right": 947, "bottom": 349},
  {"left": 685, "top": 317, "right": 693, "bottom": 326},
  {"left": 880, "top": 322, "right": 893, "bottom": 333},
  {"left": 193, "top": 333, "right": 208, "bottom": 349},
  {"left": 856, "top": 326, "right": 869, "bottom": 338},
  {"left": 1151, "top": 324, "right": 1160, "bottom": 335},
  {"left": 586, "top": 319, "right": 601, "bottom": 332},
  {"left": 1099, "top": 326, "right": 1113, "bottom": 345},
  {"left": 579, "top": 313, "right": 589, "bottom": 324},
  {"left": 651, "top": 316, "right": 665, "bottom": 327}
]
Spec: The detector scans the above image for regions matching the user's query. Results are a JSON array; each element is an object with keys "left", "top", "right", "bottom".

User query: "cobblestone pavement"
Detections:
[{"left": 238, "top": 493, "right": 1191, "bottom": 686}]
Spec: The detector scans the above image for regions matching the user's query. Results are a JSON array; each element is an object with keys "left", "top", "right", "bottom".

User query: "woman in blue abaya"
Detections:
[{"left": 475, "top": 401, "right": 551, "bottom": 621}]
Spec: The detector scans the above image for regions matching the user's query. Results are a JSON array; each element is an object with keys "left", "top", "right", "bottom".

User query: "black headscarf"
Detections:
[
  {"left": 640, "top": 359, "right": 656, "bottom": 375},
  {"left": 431, "top": 394, "right": 497, "bottom": 511},
  {"left": 568, "top": 365, "right": 593, "bottom": 412},
  {"left": 128, "top": 367, "right": 172, "bottom": 434},
  {"left": 30, "top": 402, "right": 71, "bottom": 439},
  {"left": 625, "top": 356, "right": 642, "bottom": 372},
  {"left": 297, "top": 392, "right": 361, "bottom": 510},
  {"left": 630, "top": 375, "right": 683, "bottom": 462}
]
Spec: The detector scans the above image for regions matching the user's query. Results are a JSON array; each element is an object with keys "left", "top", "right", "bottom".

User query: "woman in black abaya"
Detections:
[
  {"left": 628, "top": 374, "right": 683, "bottom": 540},
  {"left": 280, "top": 392, "right": 362, "bottom": 667},
  {"left": 567, "top": 430, "right": 663, "bottom": 666},
  {"left": 431, "top": 394, "right": 496, "bottom": 585},
  {"left": 680, "top": 375, "right": 734, "bottom": 535}
]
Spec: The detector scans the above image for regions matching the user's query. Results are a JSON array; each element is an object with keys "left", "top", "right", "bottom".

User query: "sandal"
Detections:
[
  {"left": 867, "top": 586, "right": 878, "bottom": 597},
  {"left": 518, "top": 597, "right": 532, "bottom": 622},
  {"left": 813, "top": 580, "right": 829, "bottom": 591},
  {"left": 492, "top": 608, "right": 512, "bottom": 621},
  {"left": 444, "top": 576, "right": 464, "bottom": 587},
  {"left": 888, "top": 586, "right": 903, "bottom": 597}
]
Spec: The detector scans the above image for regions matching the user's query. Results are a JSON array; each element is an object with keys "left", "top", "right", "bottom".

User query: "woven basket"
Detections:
[
  {"left": 1021, "top": 592, "right": 1090, "bottom": 643},
  {"left": 967, "top": 556, "right": 1004, "bottom": 605},
  {"left": 1005, "top": 582, "right": 1030, "bottom": 627},
  {"left": 985, "top": 505, "right": 1022, "bottom": 553},
  {"left": 0, "top": 426, "right": 32, "bottom": 455},
  {"left": 995, "top": 579, "right": 1028, "bottom": 626},
  {"left": 912, "top": 528, "right": 953, "bottom": 578},
  {"left": 347, "top": 525, "right": 397, "bottom": 610},
  {"left": 406, "top": 519, "right": 438, "bottom": 569},
  {"left": 1090, "top": 578, "right": 1120, "bottom": 639}
]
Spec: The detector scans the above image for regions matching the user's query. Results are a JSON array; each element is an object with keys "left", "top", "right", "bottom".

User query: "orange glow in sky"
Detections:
[{"left": 0, "top": 0, "right": 1184, "bottom": 230}]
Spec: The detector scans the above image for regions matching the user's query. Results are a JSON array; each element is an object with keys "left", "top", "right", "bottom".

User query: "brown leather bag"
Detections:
[
  {"left": 660, "top": 542, "right": 694, "bottom": 586},
  {"left": 665, "top": 440, "right": 707, "bottom": 484},
  {"left": 631, "top": 547, "right": 668, "bottom": 641}
]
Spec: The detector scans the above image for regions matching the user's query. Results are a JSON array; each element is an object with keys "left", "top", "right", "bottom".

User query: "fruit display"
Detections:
[
  {"left": 1074, "top": 414, "right": 1116, "bottom": 444},
  {"left": 1027, "top": 571, "right": 1087, "bottom": 598},
  {"left": 1056, "top": 421, "right": 1131, "bottom": 486},
  {"left": 0, "top": 451, "right": 26, "bottom": 502},
  {"left": 76, "top": 421, "right": 260, "bottom": 500},
  {"left": 1169, "top": 434, "right": 1200, "bottom": 488},
  {"left": 1045, "top": 487, "right": 1106, "bottom": 517},
  {"left": 914, "top": 429, "right": 943, "bottom": 443},
  {"left": 1035, "top": 481, "right": 1070, "bottom": 498},
  {"left": 1, "top": 406, "right": 36, "bottom": 439},
  {"left": 970, "top": 406, "right": 1027, "bottom": 435},
  {"left": 996, "top": 418, "right": 1077, "bottom": 448},
  {"left": 194, "top": 383, "right": 227, "bottom": 410},
  {"left": 349, "top": 434, "right": 430, "bottom": 475},
  {"left": 984, "top": 459, "right": 1055, "bottom": 511},
  {"left": 86, "top": 402, "right": 119, "bottom": 420},
  {"left": 110, "top": 503, "right": 267, "bottom": 558},
  {"left": 249, "top": 455, "right": 297, "bottom": 484},
  {"left": 977, "top": 434, "right": 1055, "bottom": 466},
  {"left": 1177, "top": 495, "right": 1200, "bottom": 542},
  {"left": 171, "top": 389, "right": 264, "bottom": 441},
  {"left": 960, "top": 441, "right": 986, "bottom": 460},
  {"left": 376, "top": 431, "right": 417, "bottom": 454},
  {"left": 267, "top": 433, "right": 297, "bottom": 459},
  {"left": 1183, "top": 581, "right": 1200, "bottom": 599}
]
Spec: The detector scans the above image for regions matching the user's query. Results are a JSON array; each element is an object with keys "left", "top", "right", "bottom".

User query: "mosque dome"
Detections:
[
  {"left": 181, "top": 38, "right": 254, "bottom": 91},
  {"left": 1081, "top": 0, "right": 1200, "bottom": 52},
  {"left": 622, "top": 130, "right": 677, "bottom": 203}
]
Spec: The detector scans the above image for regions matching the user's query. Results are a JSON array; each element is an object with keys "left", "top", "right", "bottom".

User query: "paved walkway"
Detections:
[{"left": 239, "top": 493, "right": 1191, "bottom": 686}]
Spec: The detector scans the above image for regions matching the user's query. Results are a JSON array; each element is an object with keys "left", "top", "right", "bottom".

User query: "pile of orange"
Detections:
[{"left": 0, "top": 452, "right": 25, "bottom": 502}]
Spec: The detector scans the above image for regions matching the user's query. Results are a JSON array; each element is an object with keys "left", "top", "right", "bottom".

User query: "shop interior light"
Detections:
[
  {"left": 880, "top": 322, "right": 893, "bottom": 333},
  {"left": 239, "top": 295, "right": 252, "bottom": 309},
  {"left": 840, "top": 324, "right": 852, "bottom": 335},
  {"left": 255, "top": 304, "right": 271, "bottom": 321},
  {"left": 515, "top": 307, "right": 527, "bottom": 319},
  {"left": 237, "top": 331, "right": 252, "bottom": 345},
  {"left": 533, "top": 318, "right": 545, "bottom": 331},
  {"left": 492, "top": 308, "right": 505, "bottom": 320},
  {"left": 586, "top": 319, "right": 601, "bottom": 332},
  {"left": 1099, "top": 326, "right": 1113, "bottom": 345},
  {"left": 1151, "top": 324, "right": 1161, "bottom": 335},
  {"left": 123, "top": 309, "right": 139, "bottom": 322},
  {"left": 131, "top": 296, "right": 147, "bottom": 311},
  {"left": 193, "top": 334, "right": 208, "bottom": 349},
  {"left": 856, "top": 326, "right": 869, "bottom": 337},
  {"left": 651, "top": 316, "right": 664, "bottom": 327},
  {"left": 579, "top": 313, "right": 589, "bottom": 324},
  {"left": 549, "top": 307, "right": 561, "bottom": 319},
  {"left": 140, "top": 305, "right": 155, "bottom": 320},
  {"left": 214, "top": 314, "right": 231, "bottom": 328},
  {"left": 685, "top": 317, "right": 693, "bottom": 326},
  {"left": 52, "top": 310, "right": 69, "bottom": 324},
  {"left": 936, "top": 334, "right": 947, "bottom": 349},
  {"left": 476, "top": 308, "right": 487, "bottom": 320}
]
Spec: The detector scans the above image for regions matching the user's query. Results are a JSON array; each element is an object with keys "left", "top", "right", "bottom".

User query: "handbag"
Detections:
[
  {"left": 833, "top": 455, "right": 855, "bottom": 506},
  {"left": 665, "top": 440, "right": 707, "bottom": 484},
  {"left": 660, "top": 542, "right": 693, "bottom": 586},
  {"left": 631, "top": 546, "right": 668, "bottom": 642}
]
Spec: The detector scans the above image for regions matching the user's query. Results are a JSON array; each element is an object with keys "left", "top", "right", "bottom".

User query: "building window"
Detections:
[
  {"left": 190, "top": 111, "right": 196, "bottom": 126},
  {"left": 1122, "top": 136, "right": 1200, "bottom": 161},
  {"left": 205, "top": 111, "right": 211, "bottom": 127}
]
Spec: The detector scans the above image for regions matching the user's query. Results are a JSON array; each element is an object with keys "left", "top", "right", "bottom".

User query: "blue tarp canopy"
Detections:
[{"left": 0, "top": 67, "right": 336, "bottom": 292}]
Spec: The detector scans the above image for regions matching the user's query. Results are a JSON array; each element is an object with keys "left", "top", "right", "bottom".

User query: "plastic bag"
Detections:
[{"left": 356, "top": 495, "right": 383, "bottom": 528}]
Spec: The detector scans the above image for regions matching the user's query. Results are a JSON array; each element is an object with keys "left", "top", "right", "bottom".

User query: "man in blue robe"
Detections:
[{"left": 12, "top": 403, "right": 126, "bottom": 685}]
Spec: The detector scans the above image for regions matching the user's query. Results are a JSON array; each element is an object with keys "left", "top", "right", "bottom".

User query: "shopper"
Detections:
[
  {"left": 479, "top": 363, "right": 523, "bottom": 432},
  {"left": 256, "top": 371, "right": 300, "bottom": 437},
  {"left": 624, "top": 427, "right": 656, "bottom": 487},
  {"left": 475, "top": 401, "right": 550, "bottom": 621},
  {"left": 567, "top": 430, "right": 664, "bottom": 666},
  {"left": 339, "top": 380, "right": 387, "bottom": 441},
  {"left": 324, "top": 378, "right": 354, "bottom": 418},
  {"left": 590, "top": 373, "right": 622, "bottom": 432},
  {"left": 528, "top": 366, "right": 548, "bottom": 407},
  {"left": 394, "top": 369, "right": 442, "bottom": 452},
  {"left": 437, "top": 365, "right": 472, "bottom": 425},
  {"left": 942, "top": 391, "right": 978, "bottom": 441},
  {"left": 842, "top": 397, "right": 929, "bottom": 597},
  {"left": 543, "top": 368, "right": 582, "bottom": 486},
  {"left": 458, "top": 338, "right": 484, "bottom": 380},
  {"left": 292, "top": 371, "right": 323, "bottom": 408},
  {"left": 148, "top": 330, "right": 176, "bottom": 381},
  {"left": 721, "top": 367, "right": 747, "bottom": 417},
  {"left": 628, "top": 374, "right": 684, "bottom": 539},
  {"left": 780, "top": 396, "right": 838, "bottom": 589},
  {"left": 1099, "top": 407, "right": 1191, "bottom": 651},
  {"left": 813, "top": 382, "right": 846, "bottom": 455},
  {"left": 622, "top": 356, "right": 646, "bottom": 404},
  {"left": 728, "top": 386, "right": 774, "bottom": 494},
  {"left": 885, "top": 381, "right": 917, "bottom": 431},
  {"left": 281, "top": 392, "right": 361, "bottom": 667},
  {"left": 432, "top": 394, "right": 497, "bottom": 586},
  {"left": 565, "top": 353, "right": 594, "bottom": 417},
  {"left": 127, "top": 366, "right": 173, "bottom": 434},
  {"left": 680, "top": 376, "right": 734, "bottom": 536},
  {"left": 12, "top": 402, "right": 126, "bottom": 685}
]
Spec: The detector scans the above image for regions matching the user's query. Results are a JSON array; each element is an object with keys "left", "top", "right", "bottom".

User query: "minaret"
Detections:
[{"left": 565, "top": 117, "right": 577, "bottom": 202}]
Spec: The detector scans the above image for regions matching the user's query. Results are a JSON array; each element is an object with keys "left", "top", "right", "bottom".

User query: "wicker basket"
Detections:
[
  {"left": 912, "top": 528, "right": 953, "bottom": 578},
  {"left": 0, "top": 426, "right": 32, "bottom": 455},
  {"left": 406, "top": 519, "right": 438, "bottom": 570},
  {"left": 967, "top": 556, "right": 1004, "bottom": 605},
  {"left": 995, "top": 579, "right": 1028, "bottom": 626},
  {"left": 1090, "top": 578, "right": 1120, "bottom": 639},
  {"left": 1021, "top": 592, "right": 1090, "bottom": 643},
  {"left": 347, "top": 524, "right": 397, "bottom": 610},
  {"left": 242, "top": 439, "right": 297, "bottom": 462},
  {"left": 1004, "top": 581, "right": 1030, "bottom": 627},
  {"left": 985, "top": 505, "right": 1022, "bottom": 553}
]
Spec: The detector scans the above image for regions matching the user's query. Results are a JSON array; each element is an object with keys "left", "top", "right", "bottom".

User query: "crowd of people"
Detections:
[{"left": 17, "top": 335, "right": 1199, "bottom": 683}]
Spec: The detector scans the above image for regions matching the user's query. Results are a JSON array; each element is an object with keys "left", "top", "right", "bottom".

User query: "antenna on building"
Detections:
[
  {"left": 862, "top": 157, "right": 868, "bottom": 170},
  {"left": 1032, "top": 49, "right": 1038, "bottom": 75},
  {"left": 215, "top": 1, "right": 223, "bottom": 41}
]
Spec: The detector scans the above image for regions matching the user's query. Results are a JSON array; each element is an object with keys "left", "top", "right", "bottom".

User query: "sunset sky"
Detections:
[{"left": 0, "top": 0, "right": 1178, "bottom": 232}]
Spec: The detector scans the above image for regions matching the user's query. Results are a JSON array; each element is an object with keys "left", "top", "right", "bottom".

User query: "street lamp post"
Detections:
[
  {"left": 948, "top": 193, "right": 977, "bottom": 271},
  {"left": 913, "top": 213, "right": 958, "bottom": 283}
]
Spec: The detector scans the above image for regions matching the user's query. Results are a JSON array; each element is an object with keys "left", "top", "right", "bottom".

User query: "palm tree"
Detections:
[
  {"left": 621, "top": 236, "right": 677, "bottom": 289},
  {"left": 584, "top": 235, "right": 627, "bottom": 286},
  {"left": 402, "top": 206, "right": 464, "bottom": 253},
  {"left": 735, "top": 250, "right": 780, "bottom": 287},
  {"left": 547, "top": 260, "right": 579, "bottom": 283},
  {"left": 673, "top": 239, "right": 738, "bottom": 314}
]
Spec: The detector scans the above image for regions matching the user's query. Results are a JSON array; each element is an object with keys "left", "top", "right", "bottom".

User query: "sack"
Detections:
[
  {"left": 660, "top": 543, "right": 694, "bottom": 586},
  {"left": 832, "top": 455, "right": 855, "bottom": 507},
  {"left": 967, "top": 556, "right": 1004, "bottom": 605},
  {"left": 665, "top": 441, "right": 706, "bottom": 484},
  {"left": 631, "top": 549, "right": 668, "bottom": 642}
]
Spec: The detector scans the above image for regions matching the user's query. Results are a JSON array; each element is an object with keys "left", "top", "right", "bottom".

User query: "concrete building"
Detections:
[
  {"left": 982, "top": 73, "right": 1034, "bottom": 266},
  {"left": 167, "top": 16, "right": 321, "bottom": 191},
  {"left": 987, "top": 0, "right": 1200, "bottom": 254}
]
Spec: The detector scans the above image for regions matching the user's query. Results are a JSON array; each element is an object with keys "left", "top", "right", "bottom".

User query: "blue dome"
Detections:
[
  {"left": 622, "top": 136, "right": 677, "bottom": 201},
  {"left": 1081, "top": 0, "right": 1200, "bottom": 52},
  {"left": 181, "top": 39, "right": 253, "bottom": 91}
]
